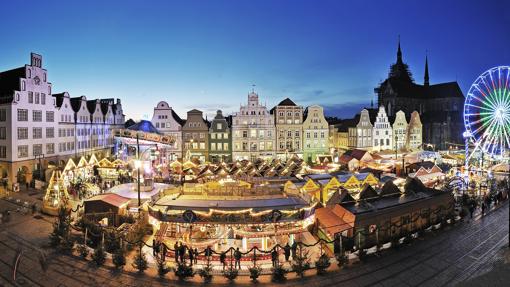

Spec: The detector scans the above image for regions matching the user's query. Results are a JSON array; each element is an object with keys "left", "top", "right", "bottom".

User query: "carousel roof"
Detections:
[{"left": 127, "top": 120, "right": 162, "bottom": 135}]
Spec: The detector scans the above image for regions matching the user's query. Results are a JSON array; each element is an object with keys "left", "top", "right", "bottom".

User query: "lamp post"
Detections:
[
  {"left": 135, "top": 133, "right": 141, "bottom": 209},
  {"left": 395, "top": 135, "right": 398, "bottom": 174}
]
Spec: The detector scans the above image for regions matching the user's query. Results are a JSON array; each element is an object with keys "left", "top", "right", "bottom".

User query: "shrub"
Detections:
[
  {"left": 315, "top": 254, "right": 331, "bottom": 275},
  {"left": 77, "top": 244, "right": 89, "bottom": 260},
  {"left": 336, "top": 252, "right": 348, "bottom": 268},
  {"left": 132, "top": 248, "right": 148, "bottom": 273},
  {"left": 223, "top": 267, "right": 239, "bottom": 282},
  {"left": 174, "top": 262, "right": 194, "bottom": 281},
  {"left": 198, "top": 260, "right": 213, "bottom": 283},
  {"left": 91, "top": 245, "right": 106, "bottom": 266},
  {"left": 291, "top": 248, "right": 310, "bottom": 278},
  {"left": 156, "top": 257, "right": 169, "bottom": 278},
  {"left": 271, "top": 264, "right": 287, "bottom": 283},
  {"left": 249, "top": 266, "right": 262, "bottom": 282},
  {"left": 112, "top": 249, "right": 126, "bottom": 270},
  {"left": 58, "top": 235, "right": 75, "bottom": 254}
]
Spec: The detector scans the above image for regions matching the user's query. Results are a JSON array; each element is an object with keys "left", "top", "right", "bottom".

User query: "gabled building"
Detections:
[
  {"left": 348, "top": 109, "right": 373, "bottom": 150},
  {"left": 231, "top": 91, "right": 275, "bottom": 161},
  {"left": 407, "top": 111, "right": 422, "bottom": 150},
  {"left": 393, "top": 110, "right": 408, "bottom": 150},
  {"left": 182, "top": 109, "right": 209, "bottom": 163},
  {"left": 0, "top": 53, "right": 124, "bottom": 186},
  {"left": 208, "top": 110, "right": 231, "bottom": 163},
  {"left": 302, "top": 105, "right": 329, "bottom": 163},
  {"left": 271, "top": 98, "right": 303, "bottom": 159},
  {"left": 372, "top": 106, "right": 393, "bottom": 151},
  {"left": 150, "top": 101, "right": 184, "bottom": 161}
]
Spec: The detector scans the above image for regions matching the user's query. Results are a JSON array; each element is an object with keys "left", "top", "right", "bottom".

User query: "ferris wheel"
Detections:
[{"left": 464, "top": 66, "right": 510, "bottom": 161}]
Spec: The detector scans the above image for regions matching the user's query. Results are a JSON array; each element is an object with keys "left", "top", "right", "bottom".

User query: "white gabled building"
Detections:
[
  {"left": 231, "top": 91, "right": 275, "bottom": 161},
  {"left": 393, "top": 110, "right": 408, "bottom": 150},
  {"left": 150, "top": 101, "right": 184, "bottom": 161},
  {"left": 372, "top": 106, "right": 393, "bottom": 151},
  {"left": 348, "top": 109, "right": 373, "bottom": 151},
  {"left": 0, "top": 53, "right": 124, "bottom": 187}
]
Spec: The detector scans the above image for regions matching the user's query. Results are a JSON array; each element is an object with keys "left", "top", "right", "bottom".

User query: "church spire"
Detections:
[
  {"left": 396, "top": 35, "right": 403, "bottom": 64},
  {"left": 424, "top": 52, "right": 429, "bottom": 86}
]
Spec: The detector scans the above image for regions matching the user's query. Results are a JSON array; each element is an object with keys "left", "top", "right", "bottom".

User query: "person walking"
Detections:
[
  {"left": 271, "top": 248, "right": 278, "bottom": 268},
  {"left": 179, "top": 243, "right": 186, "bottom": 263},
  {"left": 174, "top": 242, "right": 179, "bottom": 263},
  {"left": 234, "top": 247, "right": 242, "bottom": 269},
  {"left": 291, "top": 241, "right": 297, "bottom": 260},
  {"left": 481, "top": 201, "right": 486, "bottom": 216},
  {"left": 205, "top": 245, "right": 212, "bottom": 262},
  {"left": 284, "top": 243, "right": 291, "bottom": 262},
  {"left": 193, "top": 248, "right": 198, "bottom": 264},
  {"left": 220, "top": 252, "right": 227, "bottom": 270},
  {"left": 188, "top": 246, "right": 194, "bottom": 266}
]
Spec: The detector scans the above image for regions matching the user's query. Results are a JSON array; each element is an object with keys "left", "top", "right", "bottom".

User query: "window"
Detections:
[
  {"left": 33, "top": 144, "right": 42, "bottom": 156},
  {"left": 28, "top": 92, "right": 33, "bottom": 103},
  {"left": 18, "top": 145, "right": 28, "bottom": 158},
  {"left": 0, "top": 146, "right": 6, "bottom": 158},
  {"left": 41, "top": 93, "right": 46, "bottom": 104},
  {"left": 223, "top": 143, "right": 228, "bottom": 150},
  {"left": 46, "top": 111, "right": 54, "bottom": 122},
  {"left": 211, "top": 133, "right": 216, "bottom": 139},
  {"left": 250, "top": 129, "right": 256, "bottom": 138},
  {"left": 18, "top": 109, "right": 28, "bottom": 121},
  {"left": 46, "top": 127, "right": 54, "bottom": 138},
  {"left": 33, "top": 128, "right": 42, "bottom": 139},
  {"left": 17, "top": 128, "right": 28, "bottom": 139},
  {"left": 217, "top": 123, "right": 222, "bottom": 130},
  {"left": 224, "top": 133, "right": 228, "bottom": 139},
  {"left": 199, "top": 142, "right": 205, "bottom": 149},
  {"left": 46, "top": 143, "right": 54, "bottom": 154},
  {"left": 0, "top": 127, "right": 5, "bottom": 139},
  {"left": 0, "top": 109, "right": 5, "bottom": 121},
  {"left": 211, "top": 143, "right": 216, "bottom": 150},
  {"left": 35, "top": 93, "right": 40, "bottom": 104},
  {"left": 33, "top": 110, "right": 42, "bottom": 122},
  {"left": 242, "top": 131, "right": 248, "bottom": 138}
]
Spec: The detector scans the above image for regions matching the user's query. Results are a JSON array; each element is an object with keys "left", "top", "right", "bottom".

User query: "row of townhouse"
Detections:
[
  {"left": 150, "top": 92, "right": 330, "bottom": 164},
  {"left": 329, "top": 105, "right": 422, "bottom": 153},
  {"left": 0, "top": 53, "right": 125, "bottom": 186}
]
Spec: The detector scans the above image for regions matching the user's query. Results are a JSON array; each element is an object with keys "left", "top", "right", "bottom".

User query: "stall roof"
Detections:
[{"left": 85, "top": 193, "right": 130, "bottom": 208}]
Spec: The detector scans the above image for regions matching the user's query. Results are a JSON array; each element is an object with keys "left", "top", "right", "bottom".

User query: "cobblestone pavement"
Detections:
[{"left": 0, "top": 196, "right": 508, "bottom": 287}]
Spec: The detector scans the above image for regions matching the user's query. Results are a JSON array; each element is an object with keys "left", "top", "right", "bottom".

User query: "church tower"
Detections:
[
  {"left": 388, "top": 38, "right": 414, "bottom": 83},
  {"left": 424, "top": 54, "right": 430, "bottom": 86}
]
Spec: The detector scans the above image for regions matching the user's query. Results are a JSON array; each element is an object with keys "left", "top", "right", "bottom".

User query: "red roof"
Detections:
[{"left": 86, "top": 193, "right": 130, "bottom": 208}]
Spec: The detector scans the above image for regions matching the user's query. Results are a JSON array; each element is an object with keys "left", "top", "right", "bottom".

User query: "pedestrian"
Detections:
[
  {"left": 205, "top": 246, "right": 212, "bottom": 262},
  {"left": 179, "top": 243, "right": 186, "bottom": 263},
  {"left": 174, "top": 242, "right": 179, "bottom": 263},
  {"left": 481, "top": 202, "right": 486, "bottom": 216},
  {"left": 25, "top": 181, "right": 29, "bottom": 190},
  {"left": 284, "top": 243, "right": 291, "bottom": 262},
  {"left": 194, "top": 248, "right": 198, "bottom": 264},
  {"left": 220, "top": 252, "right": 227, "bottom": 270},
  {"left": 271, "top": 248, "right": 278, "bottom": 268},
  {"left": 161, "top": 242, "right": 167, "bottom": 261},
  {"left": 291, "top": 241, "right": 297, "bottom": 259},
  {"left": 234, "top": 247, "right": 242, "bottom": 269},
  {"left": 188, "top": 246, "right": 194, "bottom": 266},
  {"left": 469, "top": 203, "right": 475, "bottom": 219}
]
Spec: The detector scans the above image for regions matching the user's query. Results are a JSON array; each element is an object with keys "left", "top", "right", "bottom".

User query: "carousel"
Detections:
[{"left": 148, "top": 179, "right": 317, "bottom": 255}]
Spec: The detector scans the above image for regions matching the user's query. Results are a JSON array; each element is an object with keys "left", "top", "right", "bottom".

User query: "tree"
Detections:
[
  {"left": 315, "top": 253, "right": 331, "bottom": 275},
  {"left": 223, "top": 266, "right": 239, "bottom": 282},
  {"left": 271, "top": 264, "right": 287, "bottom": 283},
  {"left": 156, "top": 257, "right": 169, "bottom": 279},
  {"left": 112, "top": 248, "right": 126, "bottom": 270},
  {"left": 292, "top": 246, "right": 310, "bottom": 278},
  {"left": 249, "top": 266, "right": 262, "bottom": 282},
  {"left": 49, "top": 205, "right": 74, "bottom": 254},
  {"left": 132, "top": 245, "right": 148, "bottom": 273},
  {"left": 77, "top": 244, "right": 89, "bottom": 260},
  {"left": 91, "top": 245, "right": 106, "bottom": 266},
  {"left": 174, "top": 262, "right": 195, "bottom": 281},
  {"left": 198, "top": 260, "right": 213, "bottom": 283}
]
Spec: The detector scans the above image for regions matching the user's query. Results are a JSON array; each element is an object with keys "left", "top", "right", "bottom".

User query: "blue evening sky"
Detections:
[{"left": 1, "top": 0, "right": 509, "bottom": 120}]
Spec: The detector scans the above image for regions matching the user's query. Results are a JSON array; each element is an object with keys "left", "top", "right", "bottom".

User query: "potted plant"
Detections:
[
  {"left": 223, "top": 266, "right": 239, "bottom": 282},
  {"left": 174, "top": 262, "right": 195, "bottom": 281},
  {"left": 198, "top": 260, "right": 213, "bottom": 283},
  {"left": 271, "top": 264, "right": 287, "bottom": 283},
  {"left": 112, "top": 248, "right": 126, "bottom": 270},
  {"left": 91, "top": 245, "right": 106, "bottom": 266},
  {"left": 291, "top": 248, "right": 310, "bottom": 278},
  {"left": 248, "top": 266, "right": 262, "bottom": 282}
]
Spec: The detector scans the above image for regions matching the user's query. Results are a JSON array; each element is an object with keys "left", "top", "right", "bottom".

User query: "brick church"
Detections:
[{"left": 375, "top": 41, "right": 465, "bottom": 150}]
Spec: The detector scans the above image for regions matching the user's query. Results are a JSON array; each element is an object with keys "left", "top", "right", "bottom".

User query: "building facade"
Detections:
[
  {"left": 348, "top": 109, "right": 373, "bottom": 150},
  {"left": 208, "top": 110, "right": 231, "bottom": 163},
  {"left": 393, "top": 110, "right": 408, "bottom": 150},
  {"left": 375, "top": 41, "right": 464, "bottom": 149},
  {"left": 0, "top": 53, "right": 124, "bottom": 187},
  {"left": 302, "top": 105, "right": 329, "bottom": 163},
  {"left": 372, "top": 106, "right": 393, "bottom": 151},
  {"left": 150, "top": 101, "right": 184, "bottom": 161},
  {"left": 182, "top": 109, "right": 209, "bottom": 162},
  {"left": 231, "top": 92, "right": 275, "bottom": 160},
  {"left": 272, "top": 98, "right": 303, "bottom": 159},
  {"left": 407, "top": 111, "right": 423, "bottom": 150}
]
